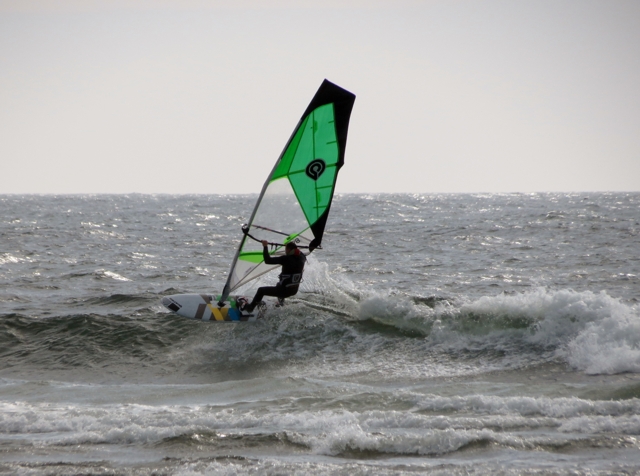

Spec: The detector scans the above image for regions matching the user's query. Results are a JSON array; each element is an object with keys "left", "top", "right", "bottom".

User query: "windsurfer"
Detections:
[{"left": 242, "top": 240, "right": 306, "bottom": 312}]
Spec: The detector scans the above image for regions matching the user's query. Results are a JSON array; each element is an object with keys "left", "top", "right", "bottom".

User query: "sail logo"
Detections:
[{"left": 306, "top": 159, "right": 326, "bottom": 181}]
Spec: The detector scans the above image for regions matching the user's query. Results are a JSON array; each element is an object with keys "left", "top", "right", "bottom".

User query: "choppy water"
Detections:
[{"left": 1, "top": 193, "right": 639, "bottom": 475}]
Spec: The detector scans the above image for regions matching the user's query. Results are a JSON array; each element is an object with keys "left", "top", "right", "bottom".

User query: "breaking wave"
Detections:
[{"left": 356, "top": 287, "right": 640, "bottom": 375}]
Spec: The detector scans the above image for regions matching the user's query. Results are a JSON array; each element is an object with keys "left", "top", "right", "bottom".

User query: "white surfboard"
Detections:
[{"left": 162, "top": 294, "right": 265, "bottom": 322}]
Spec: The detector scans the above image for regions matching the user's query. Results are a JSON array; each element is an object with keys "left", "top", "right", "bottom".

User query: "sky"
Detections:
[{"left": 1, "top": 0, "right": 639, "bottom": 194}]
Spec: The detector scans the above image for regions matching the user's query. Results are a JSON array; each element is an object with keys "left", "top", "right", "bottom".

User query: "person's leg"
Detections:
[
  {"left": 246, "top": 286, "right": 279, "bottom": 311},
  {"left": 276, "top": 286, "right": 299, "bottom": 307},
  {"left": 246, "top": 285, "right": 299, "bottom": 312}
]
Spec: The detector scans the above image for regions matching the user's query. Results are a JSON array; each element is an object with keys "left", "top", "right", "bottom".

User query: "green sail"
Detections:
[
  {"left": 220, "top": 80, "right": 355, "bottom": 301},
  {"left": 272, "top": 103, "right": 339, "bottom": 225}
]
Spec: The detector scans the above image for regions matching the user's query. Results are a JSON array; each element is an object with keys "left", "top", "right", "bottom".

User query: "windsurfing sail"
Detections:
[{"left": 219, "top": 79, "right": 356, "bottom": 304}]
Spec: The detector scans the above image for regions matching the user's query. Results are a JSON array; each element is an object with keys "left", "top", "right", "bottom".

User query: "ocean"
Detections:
[{"left": 1, "top": 192, "right": 639, "bottom": 475}]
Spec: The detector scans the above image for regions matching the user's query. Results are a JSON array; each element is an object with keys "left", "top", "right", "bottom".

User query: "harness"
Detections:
[{"left": 278, "top": 272, "right": 303, "bottom": 288}]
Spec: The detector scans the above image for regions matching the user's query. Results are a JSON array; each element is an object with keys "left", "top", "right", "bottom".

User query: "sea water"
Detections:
[{"left": 0, "top": 193, "right": 639, "bottom": 475}]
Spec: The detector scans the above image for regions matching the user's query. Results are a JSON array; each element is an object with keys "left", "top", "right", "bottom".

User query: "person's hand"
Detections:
[{"left": 261, "top": 240, "right": 268, "bottom": 247}]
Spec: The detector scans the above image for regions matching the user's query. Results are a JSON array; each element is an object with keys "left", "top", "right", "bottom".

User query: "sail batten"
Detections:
[{"left": 219, "top": 80, "right": 355, "bottom": 303}]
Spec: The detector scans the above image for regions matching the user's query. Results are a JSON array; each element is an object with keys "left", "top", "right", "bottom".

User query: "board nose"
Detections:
[{"left": 162, "top": 296, "right": 181, "bottom": 312}]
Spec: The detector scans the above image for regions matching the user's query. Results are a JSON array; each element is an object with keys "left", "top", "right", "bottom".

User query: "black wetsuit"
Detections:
[{"left": 248, "top": 246, "right": 306, "bottom": 308}]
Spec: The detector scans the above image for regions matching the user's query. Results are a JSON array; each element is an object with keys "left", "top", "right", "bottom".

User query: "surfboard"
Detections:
[
  {"left": 162, "top": 79, "right": 356, "bottom": 321},
  {"left": 162, "top": 294, "right": 265, "bottom": 321}
]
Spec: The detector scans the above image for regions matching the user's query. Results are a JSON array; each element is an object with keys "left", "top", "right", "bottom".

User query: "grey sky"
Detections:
[{"left": 1, "top": 0, "right": 639, "bottom": 194}]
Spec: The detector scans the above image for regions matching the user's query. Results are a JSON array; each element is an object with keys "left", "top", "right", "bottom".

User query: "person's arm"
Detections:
[{"left": 261, "top": 240, "right": 286, "bottom": 265}]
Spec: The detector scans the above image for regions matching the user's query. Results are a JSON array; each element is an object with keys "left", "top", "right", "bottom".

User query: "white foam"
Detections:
[
  {"left": 348, "top": 287, "right": 640, "bottom": 375},
  {"left": 358, "top": 295, "right": 435, "bottom": 335},
  {"left": 3, "top": 391, "right": 640, "bottom": 450},
  {"left": 0, "top": 402, "right": 498, "bottom": 456},
  {"left": 413, "top": 393, "right": 640, "bottom": 419},
  {"left": 460, "top": 288, "right": 640, "bottom": 374}
]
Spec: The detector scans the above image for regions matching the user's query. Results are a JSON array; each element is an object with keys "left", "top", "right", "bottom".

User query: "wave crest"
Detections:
[{"left": 357, "top": 288, "right": 640, "bottom": 374}]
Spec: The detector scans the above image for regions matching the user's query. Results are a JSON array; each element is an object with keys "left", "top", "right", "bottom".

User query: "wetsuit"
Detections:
[{"left": 248, "top": 245, "right": 306, "bottom": 309}]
